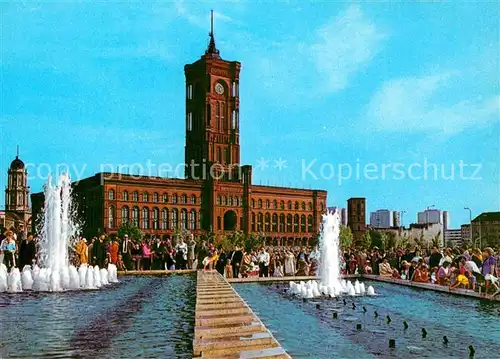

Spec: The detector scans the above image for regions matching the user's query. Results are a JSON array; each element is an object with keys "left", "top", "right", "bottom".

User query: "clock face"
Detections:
[{"left": 215, "top": 83, "right": 224, "bottom": 95}]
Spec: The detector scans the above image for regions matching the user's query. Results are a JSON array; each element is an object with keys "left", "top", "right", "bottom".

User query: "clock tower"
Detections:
[{"left": 184, "top": 11, "right": 241, "bottom": 181}]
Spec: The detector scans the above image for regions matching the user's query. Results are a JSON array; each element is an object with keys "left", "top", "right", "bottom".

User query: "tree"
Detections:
[
  {"left": 310, "top": 233, "right": 320, "bottom": 248},
  {"left": 117, "top": 222, "right": 142, "bottom": 240},
  {"left": 369, "top": 230, "right": 384, "bottom": 251},
  {"left": 359, "top": 231, "right": 372, "bottom": 250},
  {"left": 245, "top": 233, "right": 264, "bottom": 253},
  {"left": 385, "top": 231, "right": 397, "bottom": 250},
  {"left": 339, "top": 226, "right": 353, "bottom": 249},
  {"left": 432, "top": 232, "right": 442, "bottom": 248}
]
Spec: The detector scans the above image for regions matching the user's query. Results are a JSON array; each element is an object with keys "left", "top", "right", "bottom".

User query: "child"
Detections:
[
  {"left": 273, "top": 261, "right": 284, "bottom": 277},
  {"left": 225, "top": 260, "right": 233, "bottom": 279},
  {"left": 116, "top": 254, "right": 126, "bottom": 271}
]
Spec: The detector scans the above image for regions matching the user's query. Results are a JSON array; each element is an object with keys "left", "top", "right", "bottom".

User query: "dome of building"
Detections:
[{"left": 10, "top": 156, "right": 25, "bottom": 170}]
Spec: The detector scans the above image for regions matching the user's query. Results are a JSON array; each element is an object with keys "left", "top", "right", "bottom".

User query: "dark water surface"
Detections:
[
  {"left": 234, "top": 280, "right": 500, "bottom": 359},
  {"left": 0, "top": 275, "right": 195, "bottom": 359}
]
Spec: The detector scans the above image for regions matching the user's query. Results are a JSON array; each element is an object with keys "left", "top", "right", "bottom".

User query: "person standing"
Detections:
[
  {"left": 75, "top": 237, "right": 88, "bottom": 265},
  {"left": 121, "top": 235, "right": 133, "bottom": 270},
  {"left": 258, "top": 247, "right": 270, "bottom": 277},
  {"left": 19, "top": 233, "right": 37, "bottom": 269},
  {"left": 231, "top": 246, "right": 243, "bottom": 278},
  {"left": 187, "top": 234, "right": 196, "bottom": 269},
  {"left": 175, "top": 237, "right": 188, "bottom": 270},
  {"left": 108, "top": 237, "right": 119, "bottom": 265},
  {"left": 92, "top": 235, "right": 106, "bottom": 269},
  {"left": 1, "top": 230, "right": 17, "bottom": 271}
]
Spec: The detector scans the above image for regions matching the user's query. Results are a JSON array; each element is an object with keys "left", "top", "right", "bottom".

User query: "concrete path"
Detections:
[{"left": 193, "top": 270, "right": 291, "bottom": 359}]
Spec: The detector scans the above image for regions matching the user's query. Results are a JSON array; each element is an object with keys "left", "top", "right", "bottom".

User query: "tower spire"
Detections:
[
  {"left": 16, "top": 145, "right": 19, "bottom": 159},
  {"left": 205, "top": 10, "right": 220, "bottom": 57}
]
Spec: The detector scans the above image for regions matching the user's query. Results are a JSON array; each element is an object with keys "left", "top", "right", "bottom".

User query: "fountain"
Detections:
[
  {"left": 289, "top": 210, "right": 375, "bottom": 298},
  {"left": 0, "top": 174, "right": 119, "bottom": 292}
]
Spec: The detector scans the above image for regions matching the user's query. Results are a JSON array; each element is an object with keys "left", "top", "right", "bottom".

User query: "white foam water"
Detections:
[
  {"left": 0, "top": 174, "right": 119, "bottom": 292},
  {"left": 289, "top": 210, "right": 375, "bottom": 298}
]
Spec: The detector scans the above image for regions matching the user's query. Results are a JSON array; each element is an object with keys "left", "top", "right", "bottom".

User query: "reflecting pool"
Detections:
[
  {"left": 0, "top": 275, "right": 195, "bottom": 359},
  {"left": 235, "top": 280, "right": 499, "bottom": 358}
]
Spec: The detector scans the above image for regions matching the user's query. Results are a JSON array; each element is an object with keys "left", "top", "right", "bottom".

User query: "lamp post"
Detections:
[
  {"left": 464, "top": 207, "right": 472, "bottom": 243},
  {"left": 425, "top": 205, "right": 435, "bottom": 252}
]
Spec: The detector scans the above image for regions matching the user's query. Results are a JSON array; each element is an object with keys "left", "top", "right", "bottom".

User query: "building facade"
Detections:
[
  {"left": 4, "top": 151, "right": 31, "bottom": 235},
  {"left": 444, "top": 229, "right": 462, "bottom": 247},
  {"left": 369, "top": 209, "right": 393, "bottom": 229},
  {"left": 461, "top": 224, "right": 471, "bottom": 243},
  {"left": 347, "top": 197, "right": 366, "bottom": 241},
  {"left": 393, "top": 211, "right": 401, "bottom": 227},
  {"left": 417, "top": 209, "right": 442, "bottom": 225},
  {"left": 471, "top": 212, "right": 500, "bottom": 247},
  {"left": 31, "top": 24, "right": 327, "bottom": 246}
]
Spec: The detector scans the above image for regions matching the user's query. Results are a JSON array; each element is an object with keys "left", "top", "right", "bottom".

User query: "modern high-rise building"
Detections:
[
  {"left": 443, "top": 211, "right": 450, "bottom": 231},
  {"left": 369, "top": 209, "right": 393, "bottom": 228},
  {"left": 460, "top": 224, "right": 471, "bottom": 242},
  {"left": 347, "top": 198, "right": 366, "bottom": 241},
  {"left": 417, "top": 209, "right": 442, "bottom": 224},
  {"left": 393, "top": 211, "right": 401, "bottom": 227}
]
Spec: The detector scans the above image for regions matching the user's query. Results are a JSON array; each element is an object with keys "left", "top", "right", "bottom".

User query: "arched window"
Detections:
[
  {"left": 152, "top": 207, "right": 159, "bottom": 229},
  {"left": 142, "top": 207, "right": 150, "bottom": 229},
  {"left": 171, "top": 208, "right": 178, "bottom": 229},
  {"left": 265, "top": 213, "right": 271, "bottom": 232},
  {"left": 235, "top": 197, "right": 240, "bottom": 207},
  {"left": 122, "top": 191, "right": 129, "bottom": 201},
  {"left": 273, "top": 200, "right": 277, "bottom": 209},
  {"left": 272, "top": 213, "right": 278, "bottom": 232},
  {"left": 162, "top": 208, "right": 169, "bottom": 229},
  {"left": 301, "top": 215, "right": 306, "bottom": 232},
  {"left": 287, "top": 201, "right": 292, "bottom": 210},
  {"left": 301, "top": 202, "right": 306, "bottom": 210},
  {"left": 108, "top": 206, "right": 115, "bottom": 228},
  {"left": 279, "top": 214, "right": 285, "bottom": 232},
  {"left": 320, "top": 202, "right": 325, "bottom": 212},
  {"left": 286, "top": 214, "right": 292, "bottom": 232},
  {"left": 266, "top": 200, "right": 270, "bottom": 209},
  {"left": 251, "top": 199, "right": 255, "bottom": 208},
  {"left": 180, "top": 209, "right": 188, "bottom": 230},
  {"left": 133, "top": 191, "right": 139, "bottom": 202},
  {"left": 121, "top": 206, "right": 129, "bottom": 224},
  {"left": 153, "top": 192, "right": 159, "bottom": 203},
  {"left": 293, "top": 214, "right": 299, "bottom": 232},
  {"left": 143, "top": 192, "right": 149, "bottom": 202},
  {"left": 308, "top": 202, "right": 313, "bottom": 211},
  {"left": 163, "top": 193, "right": 168, "bottom": 203},
  {"left": 181, "top": 194, "right": 187, "bottom": 204},
  {"left": 172, "top": 194, "right": 178, "bottom": 204},
  {"left": 308, "top": 215, "right": 313, "bottom": 232},
  {"left": 257, "top": 213, "right": 264, "bottom": 231},
  {"left": 229, "top": 196, "right": 233, "bottom": 206},
  {"left": 190, "top": 195, "right": 196, "bottom": 204},
  {"left": 132, "top": 206, "right": 139, "bottom": 226},
  {"left": 189, "top": 209, "right": 197, "bottom": 230},
  {"left": 108, "top": 190, "right": 115, "bottom": 200},
  {"left": 217, "top": 195, "right": 221, "bottom": 205},
  {"left": 280, "top": 201, "right": 285, "bottom": 210},
  {"left": 294, "top": 201, "right": 299, "bottom": 210},
  {"left": 251, "top": 212, "right": 256, "bottom": 232},
  {"left": 258, "top": 199, "right": 263, "bottom": 209}
]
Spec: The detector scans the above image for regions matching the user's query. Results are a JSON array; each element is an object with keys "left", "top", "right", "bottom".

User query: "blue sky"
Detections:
[{"left": 1, "top": 1, "right": 498, "bottom": 228}]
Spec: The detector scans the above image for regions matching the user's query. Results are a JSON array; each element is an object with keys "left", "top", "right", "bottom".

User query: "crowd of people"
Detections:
[
  {"left": 1, "top": 226, "right": 498, "bottom": 298},
  {"left": 342, "top": 246, "right": 500, "bottom": 297}
]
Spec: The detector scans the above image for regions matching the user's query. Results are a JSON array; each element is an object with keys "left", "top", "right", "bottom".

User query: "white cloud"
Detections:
[
  {"left": 366, "top": 72, "right": 499, "bottom": 136},
  {"left": 311, "top": 5, "right": 387, "bottom": 92}
]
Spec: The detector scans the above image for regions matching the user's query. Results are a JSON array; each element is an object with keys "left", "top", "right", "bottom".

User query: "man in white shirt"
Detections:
[{"left": 258, "top": 247, "right": 270, "bottom": 277}]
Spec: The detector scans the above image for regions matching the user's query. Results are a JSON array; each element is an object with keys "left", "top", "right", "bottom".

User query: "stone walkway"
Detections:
[{"left": 193, "top": 270, "right": 291, "bottom": 358}]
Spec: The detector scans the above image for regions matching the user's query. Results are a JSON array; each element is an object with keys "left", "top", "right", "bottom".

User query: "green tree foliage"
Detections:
[
  {"left": 369, "top": 230, "right": 384, "bottom": 251},
  {"left": 339, "top": 226, "right": 353, "bottom": 249},
  {"left": 117, "top": 222, "right": 142, "bottom": 240},
  {"left": 358, "top": 231, "right": 372, "bottom": 250},
  {"left": 385, "top": 231, "right": 397, "bottom": 250}
]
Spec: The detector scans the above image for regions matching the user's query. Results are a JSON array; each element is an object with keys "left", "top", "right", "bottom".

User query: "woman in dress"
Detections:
[{"left": 284, "top": 251, "right": 295, "bottom": 276}]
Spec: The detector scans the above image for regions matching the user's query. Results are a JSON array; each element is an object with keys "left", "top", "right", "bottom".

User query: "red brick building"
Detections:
[{"left": 31, "top": 21, "right": 327, "bottom": 245}]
